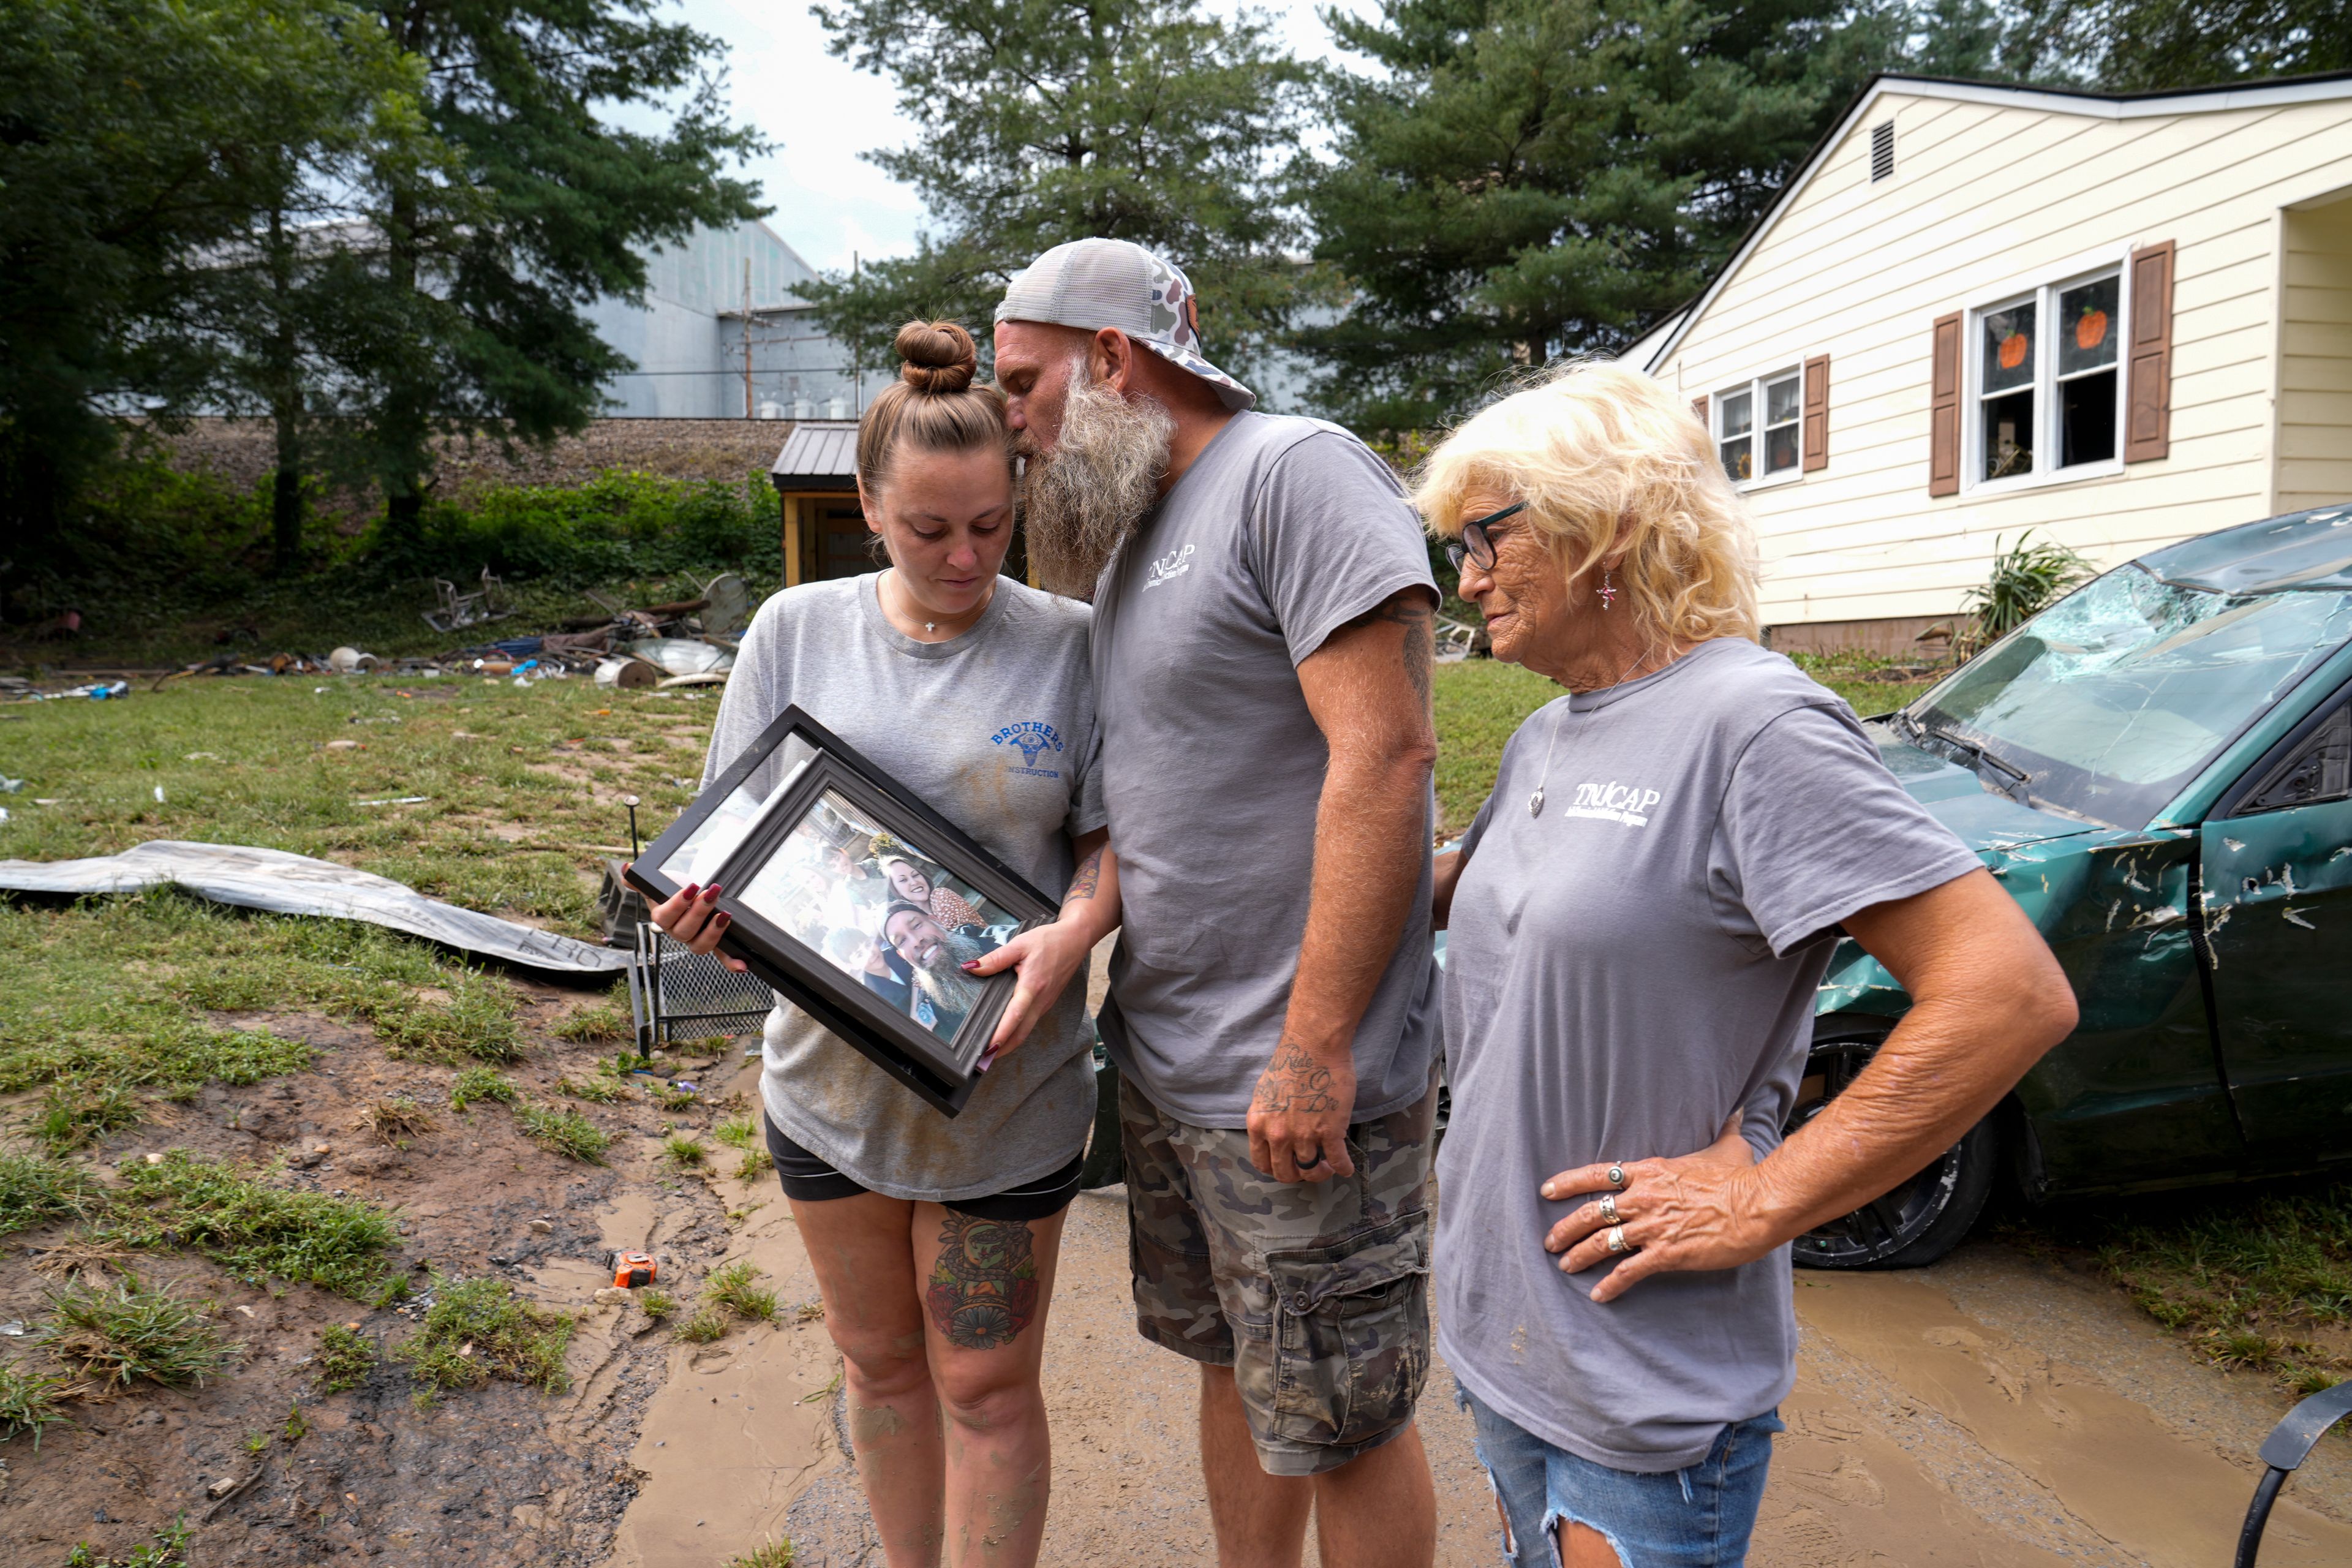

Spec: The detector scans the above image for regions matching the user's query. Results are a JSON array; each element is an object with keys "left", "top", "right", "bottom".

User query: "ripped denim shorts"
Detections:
[{"left": 1456, "top": 1381, "right": 1782, "bottom": 1567}]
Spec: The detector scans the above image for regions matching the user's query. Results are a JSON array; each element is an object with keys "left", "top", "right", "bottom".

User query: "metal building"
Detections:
[{"left": 585, "top": 219, "right": 866, "bottom": 420}]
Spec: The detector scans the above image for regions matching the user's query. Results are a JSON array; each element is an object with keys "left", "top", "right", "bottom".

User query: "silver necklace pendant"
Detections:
[
  {"left": 924, "top": 621, "right": 937, "bottom": 633},
  {"left": 1528, "top": 786, "right": 1545, "bottom": 817}
]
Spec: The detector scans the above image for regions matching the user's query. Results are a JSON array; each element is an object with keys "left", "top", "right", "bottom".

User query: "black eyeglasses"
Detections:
[{"left": 1442, "top": 501, "right": 1527, "bottom": 574}]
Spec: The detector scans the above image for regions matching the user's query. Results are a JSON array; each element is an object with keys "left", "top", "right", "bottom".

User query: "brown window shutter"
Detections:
[
  {"left": 1802, "top": 355, "right": 1830, "bottom": 472},
  {"left": 1929, "top": 312, "right": 1961, "bottom": 496},
  {"left": 1691, "top": 393, "right": 1709, "bottom": 429},
  {"left": 2126, "top": 240, "right": 2174, "bottom": 462}
]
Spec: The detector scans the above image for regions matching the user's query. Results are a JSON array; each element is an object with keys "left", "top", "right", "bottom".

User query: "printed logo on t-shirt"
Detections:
[
  {"left": 991, "top": 720, "right": 1066, "bottom": 778},
  {"left": 1142, "top": 543, "right": 1196, "bottom": 590},
  {"left": 1562, "top": 780, "right": 1662, "bottom": 827}
]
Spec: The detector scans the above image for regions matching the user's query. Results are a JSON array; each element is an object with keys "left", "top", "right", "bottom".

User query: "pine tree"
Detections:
[
  {"left": 1993, "top": 0, "right": 2350, "bottom": 88},
  {"left": 353, "top": 0, "right": 766, "bottom": 551},
  {"left": 1296, "top": 0, "right": 1904, "bottom": 432},
  {"left": 801, "top": 0, "right": 1313, "bottom": 387}
]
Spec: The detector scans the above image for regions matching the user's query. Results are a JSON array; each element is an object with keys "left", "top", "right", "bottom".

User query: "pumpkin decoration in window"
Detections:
[
  {"left": 1998, "top": 330, "right": 2029, "bottom": 370},
  {"left": 2075, "top": 304, "right": 2108, "bottom": 352}
]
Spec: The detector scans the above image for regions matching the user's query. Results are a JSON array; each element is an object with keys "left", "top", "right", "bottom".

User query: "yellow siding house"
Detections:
[{"left": 1635, "top": 72, "right": 2352, "bottom": 652}]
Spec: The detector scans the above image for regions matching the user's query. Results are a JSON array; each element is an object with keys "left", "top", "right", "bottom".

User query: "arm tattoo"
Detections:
[
  {"left": 925, "top": 1213, "right": 1041, "bottom": 1350},
  {"left": 1065, "top": 846, "right": 1103, "bottom": 903},
  {"left": 1250, "top": 1040, "right": 1341, "bottom": 1115},
  {"left": 1343, "top": 594, "right": 1434, "bottom": 710}
]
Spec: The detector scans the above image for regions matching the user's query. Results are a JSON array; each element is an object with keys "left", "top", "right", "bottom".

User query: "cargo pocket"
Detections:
[{"left": 1264, "top": 1210, "right": 1431, "bottom": 1448}]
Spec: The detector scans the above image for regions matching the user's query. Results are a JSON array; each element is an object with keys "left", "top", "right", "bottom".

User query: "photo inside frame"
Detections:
[
  {"left": 734, "top": 786, "right": 1023, "bottom": 1047},
  {"left": 647, "top": 735, "right": 818, "bottom": 891}
]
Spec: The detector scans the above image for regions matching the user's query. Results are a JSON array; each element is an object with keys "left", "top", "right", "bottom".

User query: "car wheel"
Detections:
[{"left": 1787, "top": 1030, "right": 2000, "bottom": 1270}]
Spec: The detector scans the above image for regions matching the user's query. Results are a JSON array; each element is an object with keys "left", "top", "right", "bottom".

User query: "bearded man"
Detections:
[
  {"left": 988, "top": 238, "right": 1442, "bottom": 1568},
  {"left": 883, "top": 901, "right": 995, "bottom": 1038}
]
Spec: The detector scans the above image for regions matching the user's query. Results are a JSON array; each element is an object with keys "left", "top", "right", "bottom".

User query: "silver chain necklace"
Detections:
[{"left": 1528, "top": 646, "right": 1660, "bottom": 818}]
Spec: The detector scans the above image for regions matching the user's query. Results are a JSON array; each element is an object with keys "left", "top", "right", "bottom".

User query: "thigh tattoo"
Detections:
[{"left": 925, "top": 1213, "right": 1041, "bottom": 1350}]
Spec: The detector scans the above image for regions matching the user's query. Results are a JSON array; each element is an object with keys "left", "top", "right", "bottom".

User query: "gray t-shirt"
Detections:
[
  {"left": 703, "top": 573, "right": 1107, "bottom": 1202},
  {"left": 1090, "top": 410, "right": 1441, "bottom": 1128},
  {"left": 1434, "top": 638, "right": 1980, "bottom": 1471}
]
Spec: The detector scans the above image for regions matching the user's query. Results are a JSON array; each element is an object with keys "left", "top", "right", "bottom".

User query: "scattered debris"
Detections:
[
  {"left": 0, "top": 840, "right": 631, "bottom": 973},
  {"left": 423, "top": 568, "right": 513, "bottom": 633},
  {"left": 328, "top": 646, "right": 382, "bottom": 673},
  {"left": 596, "top": 657, "right": 662, "bottom": 690},
  {"left": 631, "top": 638, "right": 734, "bottom": 678}
]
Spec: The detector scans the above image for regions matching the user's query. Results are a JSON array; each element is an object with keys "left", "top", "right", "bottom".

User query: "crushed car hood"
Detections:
[{"left": 1871, "top": 729, "right": 2103, "bottom": 858}]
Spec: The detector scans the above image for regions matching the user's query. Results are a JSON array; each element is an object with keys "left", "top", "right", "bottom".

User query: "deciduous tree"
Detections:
[{"left": 0, "top": 0, "right": 393, "bottom": 555}]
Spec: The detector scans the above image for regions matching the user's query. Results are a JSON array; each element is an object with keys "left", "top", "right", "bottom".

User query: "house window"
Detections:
[
  {"left": 1972, "top": 266, "right": 2123, "bottom": 488},
  {"left": 1714, "top": 369, "right": 1803, "bottom": 484}
]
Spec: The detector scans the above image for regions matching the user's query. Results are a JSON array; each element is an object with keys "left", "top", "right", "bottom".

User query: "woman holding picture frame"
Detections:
[{"left": 646, "top": 320, "right": 1119, "bottom": 1568}]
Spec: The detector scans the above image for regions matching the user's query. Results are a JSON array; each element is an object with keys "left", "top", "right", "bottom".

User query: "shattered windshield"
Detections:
[{"left": 1909, "top": 565, "right": 2352, "bottom": 827}]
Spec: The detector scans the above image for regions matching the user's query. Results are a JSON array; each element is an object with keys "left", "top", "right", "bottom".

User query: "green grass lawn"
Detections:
[{"left": 0, "top": 674, "right": 683, "bottom": 1156}]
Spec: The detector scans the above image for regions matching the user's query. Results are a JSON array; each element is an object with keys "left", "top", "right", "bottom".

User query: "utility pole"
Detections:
[
  {"left": 851, "top": 251, "right": 862, "bottom": 414},
  {"left": 742, "top": 257, "right": 754, "bottom": 419}
]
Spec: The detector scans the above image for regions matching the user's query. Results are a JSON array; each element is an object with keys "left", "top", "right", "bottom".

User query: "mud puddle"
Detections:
[
  {"left": 766, "top": 1203, "right": 2352, "bottom": 1567},
  {"left": 597, "top": 1054, "right": 839, "bottom": 1568}
]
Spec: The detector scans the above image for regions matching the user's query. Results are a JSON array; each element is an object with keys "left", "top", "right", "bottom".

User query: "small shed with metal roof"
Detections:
[{"left": 769, "top": 421, "right": 867, "bottom": 586}]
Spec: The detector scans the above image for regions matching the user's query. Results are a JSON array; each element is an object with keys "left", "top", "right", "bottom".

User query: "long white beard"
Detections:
[
  {"left": 1022, "top": 361, "right": 1175, "bottom": 599},
  {"left": 910, "top": 927, "right": 991, "bottom": 1018}
]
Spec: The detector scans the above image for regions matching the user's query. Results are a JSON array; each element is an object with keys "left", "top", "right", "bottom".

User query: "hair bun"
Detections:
[{"left": 895, "top": 320, "right": 978, "bottom": 394}]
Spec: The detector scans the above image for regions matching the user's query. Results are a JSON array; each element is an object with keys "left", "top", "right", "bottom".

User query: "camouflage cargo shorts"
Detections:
[{"left": 1120, "top": 1068, "right": 1437, "bottom": 1477}]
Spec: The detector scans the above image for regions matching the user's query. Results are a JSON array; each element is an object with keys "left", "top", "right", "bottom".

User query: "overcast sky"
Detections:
[{"left": 669, "top": 0, "right": 1373, "bottom": 275}]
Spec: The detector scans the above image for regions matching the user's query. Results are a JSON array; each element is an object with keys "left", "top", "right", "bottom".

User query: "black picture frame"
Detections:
[{"left": 624, "top": 707, "right": 1058, "bottom": 1117}]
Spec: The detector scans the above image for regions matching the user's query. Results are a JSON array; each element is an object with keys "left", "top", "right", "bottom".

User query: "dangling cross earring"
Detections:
[{"left": 1599, "top": 566, "right": 1618, "bottom": 611}]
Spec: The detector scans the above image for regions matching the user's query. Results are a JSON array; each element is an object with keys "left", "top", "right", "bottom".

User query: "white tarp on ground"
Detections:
[{"left": 0, "top": 840, "right": 630, "bottom": 974}]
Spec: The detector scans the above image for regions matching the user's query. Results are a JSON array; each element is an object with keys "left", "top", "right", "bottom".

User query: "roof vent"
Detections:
[{"left": 1870, "top": 121, "right": 1895, "bottom": 183}]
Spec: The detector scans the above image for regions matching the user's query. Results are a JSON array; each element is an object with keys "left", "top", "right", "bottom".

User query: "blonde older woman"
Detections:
[{"left": 1422, "top": 364, "right": 2076, "bottom": 1567}]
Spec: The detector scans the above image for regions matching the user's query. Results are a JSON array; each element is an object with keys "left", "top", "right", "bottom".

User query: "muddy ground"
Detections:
[
  {"left": 0, "top": 986, "right": 763, "bottom": 1567},
  {"left": 601, "top": 1051, "right": 2352, "bottom": 1568},
  {"left": 8, "top": 1031, "right": 2352, "bottom": 1567}
]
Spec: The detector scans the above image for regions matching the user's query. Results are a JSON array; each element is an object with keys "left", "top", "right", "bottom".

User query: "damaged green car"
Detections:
[{"left": 1802, "top": 504, "right": 2352, "bottom": 1268}]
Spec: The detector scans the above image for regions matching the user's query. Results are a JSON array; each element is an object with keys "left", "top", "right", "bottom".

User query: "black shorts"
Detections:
[{"left": 763, "top": 1114, "right": 1083, "bottom": 1223}]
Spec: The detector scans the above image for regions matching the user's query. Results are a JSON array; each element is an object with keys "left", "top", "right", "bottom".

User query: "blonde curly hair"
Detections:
[{"left": 1412, "top": 361, "right": 1762, "bottom": 647}]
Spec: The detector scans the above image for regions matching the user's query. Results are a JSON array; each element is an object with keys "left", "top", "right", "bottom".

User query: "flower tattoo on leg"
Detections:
[{"left": 925, "top": 1213, "right": 1041, "bottom": 1350}]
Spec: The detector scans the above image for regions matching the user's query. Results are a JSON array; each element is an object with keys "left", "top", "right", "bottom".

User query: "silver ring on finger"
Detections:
[
  {"left": 1597, "top": 1193, "right": 1621, "bottom": 1225},
  {"left": 1606, "top": 1164, "right": 1627, "bottom": 1190},
  {"left": 1605, "top": 1225, "right": 1632, "bottom": 1254}
]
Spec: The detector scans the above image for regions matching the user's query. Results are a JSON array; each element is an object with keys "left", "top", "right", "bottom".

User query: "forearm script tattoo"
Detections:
[
  {"left": 1250, "top": 1040, "right": 1342, "bottom": 1115},
  {"left": 925, "top": 1213, "right": 1041, "bottom": 1350}
]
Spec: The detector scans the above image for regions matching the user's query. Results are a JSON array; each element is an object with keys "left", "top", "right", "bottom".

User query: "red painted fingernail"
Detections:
[
  {"left": 701, "top": 884, "right": 722, "bottom": 901},
  {"left": 960, "top": 960, "right": 980, "bottom": 971},
  {"left": 715, "top": 912, "right": 730, "bottom": 927}
]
